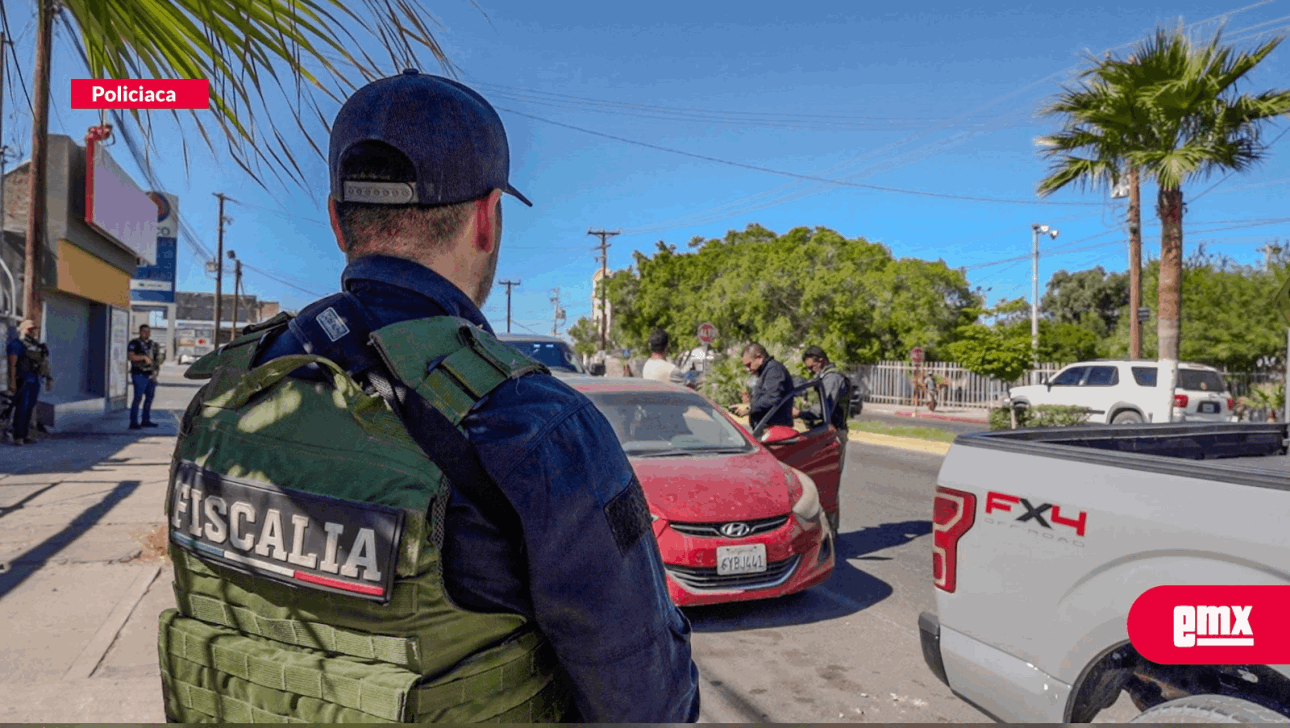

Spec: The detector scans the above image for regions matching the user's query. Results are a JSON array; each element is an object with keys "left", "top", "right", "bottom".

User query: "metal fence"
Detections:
[
  {"left": 852, "top": 361, "right": 1065, "bottom": 410},
  {"left": 853, "top": 360, "right": 1286, "bottom": 412}
]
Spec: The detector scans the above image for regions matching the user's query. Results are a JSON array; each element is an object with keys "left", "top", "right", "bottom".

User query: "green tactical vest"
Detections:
[{"left": 158, "top": 315, "right": 574, "bottom": 723}]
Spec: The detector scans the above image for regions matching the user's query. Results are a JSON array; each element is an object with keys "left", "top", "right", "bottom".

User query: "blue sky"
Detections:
[{"left": 4, "top": 0, "right": 1289, "bottom": 342}]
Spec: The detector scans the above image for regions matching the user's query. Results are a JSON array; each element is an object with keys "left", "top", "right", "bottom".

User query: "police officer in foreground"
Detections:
[{"left": 160, "top": 71, "right": 699, "bottom": 723}]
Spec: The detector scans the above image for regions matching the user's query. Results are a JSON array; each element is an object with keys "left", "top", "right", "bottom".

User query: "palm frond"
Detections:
[{"left": 60, "top": 0, "right": 464, "bottom": 192}]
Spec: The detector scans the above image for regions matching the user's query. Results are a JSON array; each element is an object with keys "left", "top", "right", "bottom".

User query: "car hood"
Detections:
[{"left": 630, "top": 448, "right": 794, "bottom": 523}]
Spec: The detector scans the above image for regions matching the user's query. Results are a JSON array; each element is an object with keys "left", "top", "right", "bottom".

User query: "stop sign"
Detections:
[
  {"left": 911, "top": 347, "right": 924, "bottom": 364},
  {"left": 697, "top": 322, "right": 718, "bottom": 344}
]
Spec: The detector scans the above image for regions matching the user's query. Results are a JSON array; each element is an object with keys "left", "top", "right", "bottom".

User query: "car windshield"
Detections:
[
  {"left": 584, "top": 390, "right": 754, "bottom": 456},
  {"left": 505, "top": 340, "right": 585, "bottom": 373}
]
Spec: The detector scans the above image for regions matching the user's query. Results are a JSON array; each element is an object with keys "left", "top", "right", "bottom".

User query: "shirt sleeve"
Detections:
[
  {"left": 822, "top": 372, "right": 847, "bottom": 417},
  {"left": 480, "top": 396, "right": 701, "bottom": 723},
  {"left": 750, "top": 360, "right": 791, "bottom": 422}
]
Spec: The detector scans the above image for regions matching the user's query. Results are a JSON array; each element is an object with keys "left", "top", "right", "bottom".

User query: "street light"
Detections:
[{"left": 1032, "top": 224, "right": 1059, "bottom": 364}]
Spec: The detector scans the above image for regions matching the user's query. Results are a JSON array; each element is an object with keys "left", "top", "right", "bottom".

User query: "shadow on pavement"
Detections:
[
  {"left": 0, "top": 479, "right": 142, "bottom": 599},
  {"left": 837, "top": 519, "right": 933, "bottom": 561},
  {"left": 0, "top": 410, "right": 183, "bottom": 476}
]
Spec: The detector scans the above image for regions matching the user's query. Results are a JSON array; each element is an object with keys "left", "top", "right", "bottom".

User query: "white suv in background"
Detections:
[{"left": 1008, "top": 360, "right": 1234, "bottom": 424}]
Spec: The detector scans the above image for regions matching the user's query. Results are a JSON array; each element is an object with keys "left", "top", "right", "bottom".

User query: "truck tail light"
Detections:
[
  {"left": 1227, "top": 397, "right": 1235, "bottom": 411},
  {"left": 932, "top": 486, "right": 976, "bottom": 593},
  {"left": 1174, "top": 394, "right": 1189, "bottom": 408}
]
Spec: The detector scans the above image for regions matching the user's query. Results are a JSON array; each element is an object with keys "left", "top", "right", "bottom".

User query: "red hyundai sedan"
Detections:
[{"left": 567, "top": 376, "right": 842, "bottom": 607}]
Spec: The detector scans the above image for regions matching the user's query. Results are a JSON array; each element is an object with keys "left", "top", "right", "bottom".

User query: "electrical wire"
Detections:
[{"left": 499, "top": 106, "right": 1101, "bottom": 207}]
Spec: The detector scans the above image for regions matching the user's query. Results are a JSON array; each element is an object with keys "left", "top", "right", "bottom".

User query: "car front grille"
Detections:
[
  {"left": 668, "top": 514, "right": 790, "bottom": 539},
  {"left": 666, "top": 555, "right": 801, "bottom": 592}
]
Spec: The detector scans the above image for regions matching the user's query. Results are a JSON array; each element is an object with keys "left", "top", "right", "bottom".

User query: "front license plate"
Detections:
[
  {"left": 716, "top": 544, "right": 767, "bottom": 575},
  {"left": 1199, "top": 402, "right": 1219, "bottom": 413}
]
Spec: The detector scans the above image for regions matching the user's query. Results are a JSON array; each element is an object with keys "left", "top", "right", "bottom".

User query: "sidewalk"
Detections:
[{"left": 0, "top": 402, "right": 180, "bottom": 721}]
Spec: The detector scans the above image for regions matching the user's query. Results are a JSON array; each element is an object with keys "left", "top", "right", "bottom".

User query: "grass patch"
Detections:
[{"left": 848, "top": 419, "right": 959, "bottom": 444}]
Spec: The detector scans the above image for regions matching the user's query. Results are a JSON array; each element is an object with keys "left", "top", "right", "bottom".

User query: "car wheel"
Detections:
[
  {"left": 1111, "top": 410, "right": 1144, "bottom": 425},
  {"left": 827, "top": 509, "right": 839, "bottom": 535},
  {"left": 1128, "top": 695, "right": 1289, "bottom": 723}
]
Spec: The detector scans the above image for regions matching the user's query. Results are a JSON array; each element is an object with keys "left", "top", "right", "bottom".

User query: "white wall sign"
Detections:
[
  {"left": 109, "top": 306, "right": 130, "bottom": 399},
  {"left": 86, "top": 140, "right": 158, "bottom": 264}
]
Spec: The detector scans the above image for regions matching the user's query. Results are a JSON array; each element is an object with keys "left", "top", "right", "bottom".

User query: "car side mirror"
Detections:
[{"left": 759, "top": 425, "right": 800, "bottom": 445}]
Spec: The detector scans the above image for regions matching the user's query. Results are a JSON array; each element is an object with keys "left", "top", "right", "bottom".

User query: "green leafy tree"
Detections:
[{"left": 1041, "top": 267, "right": 1129, "bottom": 338}]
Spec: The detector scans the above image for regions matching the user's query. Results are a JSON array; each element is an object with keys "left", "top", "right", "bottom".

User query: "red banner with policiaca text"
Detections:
[
  {"left": 1128, "top": 585, "right": 1290, "bottom": 664},
  {"left": 71, "top": 79, "right": 209, "bottom": 110}
]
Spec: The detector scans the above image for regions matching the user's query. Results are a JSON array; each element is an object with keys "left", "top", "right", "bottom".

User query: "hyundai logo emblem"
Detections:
[{"left": 719, "top": 522, "right": 752, "bottom": 538}]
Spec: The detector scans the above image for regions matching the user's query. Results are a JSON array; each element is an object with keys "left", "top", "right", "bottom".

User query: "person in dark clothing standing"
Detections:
[
  {"left": 127, "top": 324, "right": 161, "bottom": 429},
  {"left": 159, "top": 71, "right": 699, "bottom": 723},
  {"left": 6, "top": 319, "right": 51, "bottom": 445},
  {"left": 731, "top": 342, "right": 793, "bottom": 429},
  {"left": 794, "top": 345, "right": 852, "bottom": 431}
]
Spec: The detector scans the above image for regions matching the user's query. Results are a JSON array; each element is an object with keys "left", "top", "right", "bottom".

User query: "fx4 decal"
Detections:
[{"left": 984, "top": 491, "right": 1088, "bottom": 537}]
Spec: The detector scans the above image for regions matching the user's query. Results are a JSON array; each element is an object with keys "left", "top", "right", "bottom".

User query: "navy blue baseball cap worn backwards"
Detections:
[{"left": 329, "top": 69, "right": 532, "bottom": 207}]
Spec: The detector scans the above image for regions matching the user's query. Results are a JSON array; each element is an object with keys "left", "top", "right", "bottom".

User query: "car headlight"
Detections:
[{"left": 791, "top": 469, "right": 821, "bottom": 522}]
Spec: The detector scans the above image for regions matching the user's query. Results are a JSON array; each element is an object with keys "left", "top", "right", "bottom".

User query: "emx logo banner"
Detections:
[{"left": 1128, "top": 585, "right": 1290, "bottom": 664}]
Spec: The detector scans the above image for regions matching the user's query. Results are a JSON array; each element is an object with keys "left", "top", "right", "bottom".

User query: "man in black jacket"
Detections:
[
  {"left": 731, "top": 342, "right": 792, "bottom": 430},
  {"left": 794, "top": 345, "right": 852, "bottom": 431}
]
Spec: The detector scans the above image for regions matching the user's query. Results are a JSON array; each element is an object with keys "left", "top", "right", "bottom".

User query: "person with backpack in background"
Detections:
[{"left": 6, "top": 319, "right": 52, "bottom": 446}]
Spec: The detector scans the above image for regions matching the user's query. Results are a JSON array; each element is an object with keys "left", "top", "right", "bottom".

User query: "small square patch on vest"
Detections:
[
  {"left": 168, "top": 461, "right": 403, "bottom": 604},
  {"left": 317, "top": 306, "right": 350, "bottom": 342},
  {"left": 604, "top": 477, "right": 652, "bottom": 555}
]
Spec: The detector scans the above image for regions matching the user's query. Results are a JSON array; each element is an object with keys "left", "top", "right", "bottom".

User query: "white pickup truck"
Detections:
[{"left": 918, "top": 422, "right": 1290, "bottom": 723}]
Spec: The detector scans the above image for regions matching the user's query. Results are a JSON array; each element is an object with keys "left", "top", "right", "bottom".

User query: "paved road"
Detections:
[{"left": 688, "top": 440, "right": 987, "bottom": 722}]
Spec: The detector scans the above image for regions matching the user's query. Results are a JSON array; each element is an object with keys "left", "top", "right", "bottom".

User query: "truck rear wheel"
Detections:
[
  {"left": 1112, "top": 410, "right": 1144, "bottom": 424},
  {"left": 1129, "top": 695, "right": 1289, "bottom": 723}
]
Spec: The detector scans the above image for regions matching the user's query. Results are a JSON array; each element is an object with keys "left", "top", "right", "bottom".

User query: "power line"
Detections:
[{"left": 499, "top": 106, "right": 1102, "bottom": 208}]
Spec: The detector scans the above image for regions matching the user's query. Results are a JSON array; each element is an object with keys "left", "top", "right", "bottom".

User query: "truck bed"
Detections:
[{"left": 954, "top": 422, "right": 1290, "bottom": 489}]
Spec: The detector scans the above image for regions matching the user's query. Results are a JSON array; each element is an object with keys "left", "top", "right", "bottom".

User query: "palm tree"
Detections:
[
  {"left": 21, "top": 0, "right": 467, "bottom": 327},
  {"left": 1036, "top": 25, "right": 1290, "bottom": 421},
  {"left": 1035, "top": 54, "right": 1147, "bottom": 361}
]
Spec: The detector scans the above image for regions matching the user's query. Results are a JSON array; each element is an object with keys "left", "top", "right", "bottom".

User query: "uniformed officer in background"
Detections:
[
  {"left": 6, "top": 319, "right": 52, "bottom": 445},
  {"left": 161, "top": 71, "right": 699, "bottom": 723}
]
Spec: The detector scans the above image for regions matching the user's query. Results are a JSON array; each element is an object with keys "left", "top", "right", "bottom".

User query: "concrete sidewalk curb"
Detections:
[{"left": 63, "top": 563, "right": 162, "bottom": 680}]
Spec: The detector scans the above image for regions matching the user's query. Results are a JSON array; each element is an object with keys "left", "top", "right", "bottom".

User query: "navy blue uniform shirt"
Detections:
[{"left": 253, "top": 255, "right": 700, "bottom": 723}]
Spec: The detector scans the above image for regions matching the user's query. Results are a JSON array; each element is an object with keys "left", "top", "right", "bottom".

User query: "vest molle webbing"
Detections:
[{"left": 159, "top": 314, "right": 571, "bottom": 723}]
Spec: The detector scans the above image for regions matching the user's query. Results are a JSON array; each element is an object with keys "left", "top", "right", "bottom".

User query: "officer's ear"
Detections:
[
  {"left": 472, "top": 189, "right": 504, "bottom": 255},
  {"left": 328, "top": 196, "right": 348, "bottom": 256}
]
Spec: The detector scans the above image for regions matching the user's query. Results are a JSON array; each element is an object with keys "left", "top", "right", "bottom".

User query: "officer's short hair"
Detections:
[
  {"left": 802, "top": 345, "right": 828, "bottom": 362},
  {"left": 333, "top": 142, "right": 479, "bottom": 260},
  {"left": 648, "top": 329, "right": 670, "bottom": 354},
  {"left": 140, "top": 324, "right": 151, "bottom": 332},
  {"left": 742, "top": 342, "right": 768, "bottom": 359}
]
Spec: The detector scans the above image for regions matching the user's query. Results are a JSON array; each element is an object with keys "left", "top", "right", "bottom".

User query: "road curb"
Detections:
[
  {"left": 63, "top": 563, "right": 162, "bottom": 680},
  {"left": 847, "top": 430, "right": 952, "bottom": 455}
]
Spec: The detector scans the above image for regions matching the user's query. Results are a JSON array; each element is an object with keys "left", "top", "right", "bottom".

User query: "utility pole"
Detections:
[
  {"left": 588, "top": 229, "right": 619, "bottom": 350},
  {"left": 228, "top": 251, "right": 243, "bottom": 340},
  {"left": 1258, "top": 243, "right": 1283, "bottom": 271},
  {"left": 1031, "top": 224, "right": 1059, "bottom": 365},
  {"left": 550, "top": 288, "right": 560, "bottom": 336},
  {"left": 24, "top": 4, "right": 54, "bottom": 327},
  {"left": 213, "top": 193, "right": 230, "bottom": 346},
  {"left": 499, "top": 279, "right": 521, "bottom": 333},
  {"left": 0, "top": 32, "right": 7, "bottom": 262}
]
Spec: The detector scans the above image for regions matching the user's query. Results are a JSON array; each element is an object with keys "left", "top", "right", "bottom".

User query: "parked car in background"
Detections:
[
  {"left": 1008, "top": 360, "right": 1234, "bottom": 424},
  {"left": 496, "top": 333, "right": 586, "bottom": 374},
  {"left": 569, "top": 375, "right": 838, "bottom": 607}
]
